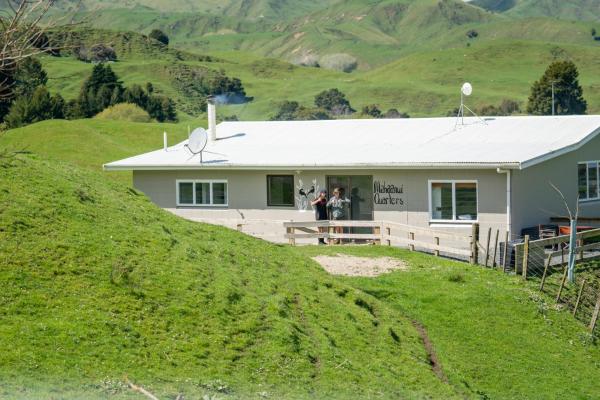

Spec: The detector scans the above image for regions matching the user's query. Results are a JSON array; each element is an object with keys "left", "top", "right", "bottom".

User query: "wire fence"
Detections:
[{"left": 474, "top": 226, "right": 600, "bottom": 334}]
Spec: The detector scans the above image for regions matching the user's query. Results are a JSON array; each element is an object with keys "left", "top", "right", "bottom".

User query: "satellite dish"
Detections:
[
  {"left": 186, "top": 127, "right": 208, "bottom": 154},
  {"left": 461, "top": 82, "right": 473, "bottom": 96}
]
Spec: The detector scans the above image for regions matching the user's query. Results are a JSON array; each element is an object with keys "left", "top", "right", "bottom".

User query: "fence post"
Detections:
[
  {"left": 470, "top": 223, "right": 479, "bottom": 265},
  {"left": 539, "top": 253, "right": 552, "bottom": 292},
  {"left": 590, "top": 293, "right": 600, "bottom": 332},
  {"left": 485, "top": 227, "right": 491, "bottom": 267},
  {"left": 328, "top": 224, "right": 334, "bottom": 246},
  {"left": 409, "top": 232, "right": 415, "bottom": 251},
  {"left": 287, "top": 227, "right": 296, "bottom": 246},
  {"left": 501, "top": 230, "right": 509, "bottom": 271},
  {"left": 386, "top": 227, "right": 391, "bottom": 246},
  {"left": 237, "top": 223, "right": 243, "bottom": 232},
  {"left": 522, "top": 235, "right": 530, "bottom": 280},
  {"left": 573, "top": 279, "right": 586, "bottom": 317},
  {"left": 556, "top": 265, "right": 569, "bottom": 303},
  {"left": 374, "top": 225, "right": 382, "bottom": 245},
  {"left": 434, "top": 237, "right": 440, "bottom": 257},
  {"left": 492, "top": 229, "right": 499, "bottom": 268}
]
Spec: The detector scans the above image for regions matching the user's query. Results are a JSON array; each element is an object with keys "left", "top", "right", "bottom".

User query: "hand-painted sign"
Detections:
[{"left": 373, "top": 181, "right": 404, "bottom": 206}]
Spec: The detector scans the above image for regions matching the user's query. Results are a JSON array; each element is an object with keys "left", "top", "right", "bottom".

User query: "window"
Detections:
[
  {"left": 430, "top": 181, "right": 477, "bottom": 222},
  {"left": 177, "top": 180, "right": 228, "bottom": 206},
  {"left": 267, "top": 175, "right": 295, "bottom": 207},
  {"left": 578, "top": 161, "right": 600, "bottom": 201}
]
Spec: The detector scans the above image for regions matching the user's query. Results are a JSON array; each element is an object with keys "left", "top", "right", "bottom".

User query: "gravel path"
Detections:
[{"left": 312, "top": 254, "right": 407, "bottom": 277}]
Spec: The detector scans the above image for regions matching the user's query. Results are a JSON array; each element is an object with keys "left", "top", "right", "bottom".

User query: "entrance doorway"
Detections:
[{"left": 326, "top": 175, "right": 374, "bottom": 221}]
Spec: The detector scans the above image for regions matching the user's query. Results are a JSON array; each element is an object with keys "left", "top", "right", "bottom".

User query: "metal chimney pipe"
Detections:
[{"left": 207, "top": 96, "right": 217, "bottom": 143}]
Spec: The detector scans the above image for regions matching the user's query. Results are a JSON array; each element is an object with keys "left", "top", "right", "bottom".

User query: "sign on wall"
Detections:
[{"left": 373, "top": 180, "right": 404, "bottom": 207}]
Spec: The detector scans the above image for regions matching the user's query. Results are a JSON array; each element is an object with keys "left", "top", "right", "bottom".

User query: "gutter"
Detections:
[
  {"left": 497, "top": 168, "right": 512, "bottom": 238},
  {"left": 103, "top": 162, "right": 522, "bottom": 172}
]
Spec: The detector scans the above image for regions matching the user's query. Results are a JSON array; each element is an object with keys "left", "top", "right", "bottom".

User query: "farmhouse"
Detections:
[{"left": 105, "top": 111, "right": 600, "bottom": 243}]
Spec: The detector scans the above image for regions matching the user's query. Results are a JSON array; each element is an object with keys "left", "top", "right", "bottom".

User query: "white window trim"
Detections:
[
  {"left": 428, "top": 180, "right": 478, "bottom": 224},
  {"left": 176, "top": 179, "right": 229, "bottom": 207},
  {"left": 578, "top": 161, "right": 600, "bottom": 202}
]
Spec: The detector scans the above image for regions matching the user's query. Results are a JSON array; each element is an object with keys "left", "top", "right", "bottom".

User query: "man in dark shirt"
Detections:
[{"left": 311, "top": 190, "right": 328, "bottom": 245}]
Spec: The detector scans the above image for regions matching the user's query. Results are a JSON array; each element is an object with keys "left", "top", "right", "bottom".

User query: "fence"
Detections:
[
  {"left": 474, "top": 226, "right": 600, "bottom": 333},
  {"left": 283, "top": 220, "right": 473, "bottom": 260},
  {"left": 283, "top": 220, "right": 600, "bottom": 333}
]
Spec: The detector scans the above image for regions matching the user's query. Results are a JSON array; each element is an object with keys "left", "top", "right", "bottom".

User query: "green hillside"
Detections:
[
  {"left": 472, "top": 0, "right": 600, "bottom": 21},
  {"left": 0, "top": 152, "right": 458, "bottom": 399}
]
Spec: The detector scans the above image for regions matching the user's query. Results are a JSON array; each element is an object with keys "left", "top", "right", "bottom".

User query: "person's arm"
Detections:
[
  {"left": 310, "top": 197, "right": 321, "bottom": 206},
  {"left": 326, "top": 197, "right": 335, "bottom": 207}
]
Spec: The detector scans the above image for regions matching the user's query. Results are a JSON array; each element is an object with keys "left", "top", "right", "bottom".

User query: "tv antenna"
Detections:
[
  {"left": 185, "top": 127, "right": 208, "bottom": 163},
  {"left": 455, "top": 82, "right": 485, "bottom": 128}
]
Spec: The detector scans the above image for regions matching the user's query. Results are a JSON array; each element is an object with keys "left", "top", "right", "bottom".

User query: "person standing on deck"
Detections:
[
  {"left": 311, "top": 190, "right": 328, "bottom": 245},
  {"left": 327, "top": 188, "right": 351, "bottom": 244}
]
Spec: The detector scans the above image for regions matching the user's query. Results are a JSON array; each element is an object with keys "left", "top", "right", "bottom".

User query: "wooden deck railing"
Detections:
[{"left": 283, "top": 220, "right": 473, "bottom": 259}]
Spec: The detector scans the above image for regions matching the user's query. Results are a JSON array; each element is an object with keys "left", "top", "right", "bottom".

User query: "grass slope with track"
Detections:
[{"left": 0, "top": 153, "right": 458, "bottom": 399}]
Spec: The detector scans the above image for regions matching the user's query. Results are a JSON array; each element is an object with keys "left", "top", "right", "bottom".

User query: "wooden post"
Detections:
[
  {"left": 434, "top": 237, "right": 440, "bottom": 257},
  {"left": 514, "top": 244, "right": 520, "bottom": 275},
  {"left": 470, "top": 223, "right": 479, "bottom": 265},
  {"left": 556, "top": 265, "right": 568, "bottom": 303},
  {"left": 287, "top": 227, "right": 296, "bottom": 246},
  {"left": 328, "top": 225, "right": 334, "bottom": 246},
  {"left": 236, "top": 223, "right": 243, "bottom": 232},
  {"left": 561, "top": 247, "right": 565, "bottom": 265},
  {"left": 501, "top": 231, "right": 509, "bottom": 271},
  {"left": 492, "top": 229, "right": 499, "bottom": 268},
  {"left": 374, "top": 225, "right": 381, "bottom": 245},
  {"left": 539, "top": 253, "right": 552, "bottom": 292},
  {"left": 579, "top": 246, "right": 584, "bottom": 261},
  {"left": 409, "top": 232, "right": 415, "bottom": 251},
  {"left": 386, "top": 227, "right": 391, "bottom": 246},
  {"left": 484, "top": 227, "right": 491, "bottom": 267},
  {"left": 590, "top": 294, "right": 600, "bottom": 332},
  {"left": 573, "top": 279, "right": 586, "bottom": 317},
  {"left": 522, "top": 235, "right": 530, "bottom": 280}
]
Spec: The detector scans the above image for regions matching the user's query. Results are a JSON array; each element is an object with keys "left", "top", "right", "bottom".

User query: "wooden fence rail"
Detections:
[{"left": 283, "top": 220, "right": 473, "bottom": 259}]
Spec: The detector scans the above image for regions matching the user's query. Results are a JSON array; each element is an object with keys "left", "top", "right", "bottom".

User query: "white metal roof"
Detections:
[{"left": 104, "top": 115, "right": 600, "bottom": 171}]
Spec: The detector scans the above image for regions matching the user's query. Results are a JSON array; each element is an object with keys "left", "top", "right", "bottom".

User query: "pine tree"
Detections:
[
  {"left": 77, "top": 64, "right": 124, "bottom": 117},
  {"left": 527, "top": 61, "right": 587, "bottom": 115},
  {"left": 5, "top": 86, "right": 64, "bottom": 128}
]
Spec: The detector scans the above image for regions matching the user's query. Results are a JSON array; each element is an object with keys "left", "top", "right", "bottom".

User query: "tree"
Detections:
[
  {"left": 123, "top": 84, "right": 149, "bottom": 109},
  {"left": 77, "top": 64, "right": 124, "bottom": 117},
  {"left": 527, "top": 61, "right": 587, "bottom": 115},
  {"left": 146, "top": 95, "right": 176, "bottom": 122},
  {"left": 149, "top": 29, "right": 169, "bottom": 46},
  {"left": 271, "top": 100, "right": 330, "bottom": 121},
  {"left": 314, "top": 88, "right": 354, "bottom": 116},
  {"left": 5, "top": 86, "right": 64, "bottom": 128},
  {"left": 12, "top": 57, "right": 47, "bottom": 99},
  {"left": 361, "top": 104, "right": 382, "bottom": 118}
]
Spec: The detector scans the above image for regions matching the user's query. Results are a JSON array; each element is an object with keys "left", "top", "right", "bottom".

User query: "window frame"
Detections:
[
  {"left": 578, "top": 161, "right": 600, "bottom": 202},
  {"left": 266, "top": 174, "right": 296, "bottom": 208},
  {"left": 428, "top": 179, "right": 478, "bottom": 224},
  {"left": 176, "top": 179, "right": 228, "bottom": 207}
]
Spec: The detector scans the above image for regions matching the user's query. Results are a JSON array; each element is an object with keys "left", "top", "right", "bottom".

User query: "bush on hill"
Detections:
[
  {"left": 94, "top": 103, "right": 152, "bottom": 123},
  {"left": 361, "top": 104, "right": 383, "bottom": 118},
  {"left": 271, "top": 100, "right": 330, "bottom": 121},
  {"left": 315, "top": 88, "right": 355, "bottom": 116},
  {"left": 149, "top": 29, "right": 169, "bottom": 46},
  {"left": 75, "top": 44, "right": 118, "bottom": 63},
  {"left": 384, "top": 108, "right": 410, "bottom": 118}
]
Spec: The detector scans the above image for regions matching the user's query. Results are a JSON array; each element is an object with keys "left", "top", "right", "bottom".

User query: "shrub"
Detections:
[
  {"left": 314, "top": 88, "right": 355, "bottom": 116},
  {"left": 384, "top": 108, "right": 410, "bottom": 118},
  {"left": 466, "top": 29, "right": 479, "bottom": 39},
  {"left": 319, "top": 53, "right": 358, "bottom": 73},
  {"left": 149, "top": 29, "right": 169, "bottom": 46},
  {"left": 94, "top": 103, "right": 152, "bottom": 123},
  {"left": 361, "top": 104, "right": 382, "bottom": 118},
  {"left": 75, "top": 44, "right": 117, "bottom": 63}
]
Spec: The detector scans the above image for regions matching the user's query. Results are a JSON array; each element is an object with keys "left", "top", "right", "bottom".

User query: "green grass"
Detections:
[
  {"left": 0, "top": 154, "right": 458, "bottom": 399},
  {"left": 296, "top": 246, "right": 600, "bottom": 399}
]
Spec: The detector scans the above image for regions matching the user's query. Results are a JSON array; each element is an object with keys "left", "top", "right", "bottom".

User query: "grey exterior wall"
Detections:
[
  {"left": 512, "top": 134, "right": 600, "bottom": 235},
  {"left": 132, "top": 168, "right": 509, "bottom": 237}
]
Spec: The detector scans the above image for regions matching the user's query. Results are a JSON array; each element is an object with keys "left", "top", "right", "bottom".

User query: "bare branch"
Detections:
[{"left": 549, "top": 181, "right": 573, "bottom": 221}]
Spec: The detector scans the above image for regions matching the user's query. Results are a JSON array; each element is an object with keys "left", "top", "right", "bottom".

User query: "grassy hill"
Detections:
[
  {"left": 472, "top": 0, "right": 600, "bottom": 21},
  {"left": 0, "top": 152, "right": 459, "bottom": 399},
  {"left": 1, "top": 119, "right": 600, "bottom": 398}
]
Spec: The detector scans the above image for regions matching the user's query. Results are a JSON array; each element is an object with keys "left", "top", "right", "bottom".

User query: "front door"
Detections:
[{"left": 326, "top": 175, "right": 374, "bottom": 221}]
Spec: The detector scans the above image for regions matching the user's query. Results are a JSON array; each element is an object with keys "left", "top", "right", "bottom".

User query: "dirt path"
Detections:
[{"left": 312, "top": 254, "right": 407, "bottom": 277}]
